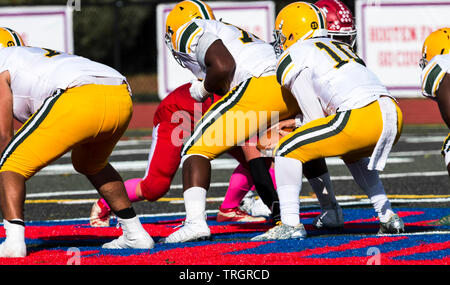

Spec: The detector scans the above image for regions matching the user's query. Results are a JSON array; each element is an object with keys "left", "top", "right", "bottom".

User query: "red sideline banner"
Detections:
[{"left": 13, "top": 99, "right": 444, "bottom": 131}]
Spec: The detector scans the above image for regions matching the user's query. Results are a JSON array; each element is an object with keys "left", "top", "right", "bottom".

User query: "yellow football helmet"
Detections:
[
  {"left": 420, "top": 28, "right": 450, "bottom": 69},
  {"left": 165, "top": 0, "right": 215, "bottom": 62},
  {"left": 273, "top": 2, "right": 328, "bottom": 54},
  {"left": 0, "top": 27, "right": 24, "bottom": 49}
]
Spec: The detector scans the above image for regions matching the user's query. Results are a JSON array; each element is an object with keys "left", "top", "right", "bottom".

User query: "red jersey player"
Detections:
[{"left": 89, "top": 83, "right": 272, "bottom": 226}]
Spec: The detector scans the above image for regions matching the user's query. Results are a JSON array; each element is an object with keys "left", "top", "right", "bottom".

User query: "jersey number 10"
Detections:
[{"left": 315, "top": 41, "right": 365, "bottom": 69}]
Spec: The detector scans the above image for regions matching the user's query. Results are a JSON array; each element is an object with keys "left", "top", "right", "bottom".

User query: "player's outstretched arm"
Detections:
[
  {"left": 203, "top": 40, "right": 236, "bottom": 96},
  {"left": 436, "top": 73, "right": 450, "bottom": 129}
]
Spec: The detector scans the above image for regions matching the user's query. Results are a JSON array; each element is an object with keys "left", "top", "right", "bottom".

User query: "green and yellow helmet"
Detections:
[
  {"left": 165, "top": 1, "right": 214, "bottom": 49},
  {"left": 420, "top": 28, "right": 450, "bottom": 69},
  {"left": 0, "top": 27, "right": 25, "bottom": 49},
  {"left": 273, "top": 2, "right": 328, "bottom": 53}
]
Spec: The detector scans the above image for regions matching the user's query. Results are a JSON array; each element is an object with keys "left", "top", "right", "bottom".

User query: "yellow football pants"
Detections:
[
  {"left": 0, "top": 84, "right": 132, "bottom": 179},
  {"left": 182, "top": 75, "right": 299, "bottom": 159},
  {"left": 274, "top": 98, "right": 403, "bottom": 164}
]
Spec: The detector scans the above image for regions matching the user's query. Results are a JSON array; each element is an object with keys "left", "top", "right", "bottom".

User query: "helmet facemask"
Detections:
[
  {"left": 164, "top": 0, "right": 215, "bottom": 67},
  {"left": 328, "top": 29, "right": 357, "bottom": 48},
  {"left": 272, "top": 20, "right": 287, "bottom": 57},
  {"left": 165, "top": 26, "right": 186, "bottom": 68},
  {"left": 419, "top": 46, "right": 428, "bottom": 70}
]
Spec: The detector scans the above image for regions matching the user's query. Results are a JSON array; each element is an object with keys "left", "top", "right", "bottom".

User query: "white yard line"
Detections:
[{"left": 37, "top": 156, "right": 419, "bottom": 176}]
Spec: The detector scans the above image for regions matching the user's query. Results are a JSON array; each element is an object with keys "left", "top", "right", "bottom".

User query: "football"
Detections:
[{"left": 257, "top": 124, "right": 294, "bottom": 153}]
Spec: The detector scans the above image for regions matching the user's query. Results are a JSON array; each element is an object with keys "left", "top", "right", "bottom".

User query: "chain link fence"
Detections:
[{"left": 0, "top": 0, "right": 355, "bottom": 102}]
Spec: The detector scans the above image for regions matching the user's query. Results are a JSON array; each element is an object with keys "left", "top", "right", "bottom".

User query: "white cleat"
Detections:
[
  {"left": 0, "top": 220, "right": 26, "bottom": 257},
  {"left": 102, "top": 216, "right": 154, "bottom": 249},
  {"left": 240, "top": 191, "right": 271, "bottom": 217},
  {"left": 0, "top": 240, "right": 26, "bottom": 258},
  {"left": 160, "top": 220, "right": 211, "bottom": 243},
  {"left": 251, "top": 222, "right": 307, "bottom": 241}
]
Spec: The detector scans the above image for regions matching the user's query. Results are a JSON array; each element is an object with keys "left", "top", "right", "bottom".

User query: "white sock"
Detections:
[
  {"left": 278, "top": 185, "right": 301, "bottom": 226},
  {"left": 275, "top": 156, "right": 303, "bottom": 227},
  {"left": 346, "top": 158, "right": 393, "bottom": 220},
  {"left": 183, "top": 186, "right": 207, "bottom": 223},
  {"left": 118, "top": 216, "right": 146, "bottom": 236},
  {"left": 308, "top": 173, "right": 337, "bottom": 210}
]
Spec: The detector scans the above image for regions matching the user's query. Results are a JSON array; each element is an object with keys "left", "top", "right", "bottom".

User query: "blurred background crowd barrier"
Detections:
[
  {"left": 0, "top": 0, "right": 355, "bottom": 102},
  {"left": 0, "top": 0, "right": 448, "bottom": 104}
]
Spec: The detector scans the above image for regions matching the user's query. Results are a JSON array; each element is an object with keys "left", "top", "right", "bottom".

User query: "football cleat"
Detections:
[
  {"left": 0, "top": 240, "right": 26, "bottom": 258},
  {"left": 250, "top": 222, "right": 307, "bottom": 241},
  {"left": 102, "top": 216, "right": 154, "bottom": 249},
  {"left": 0, "top": 220, "right": 26, "bottom": 257},
  {"left": 430, "top": 214, "right": 450, "bottom": 226},
  {"left": 240, "top": 191, "right": 271, "bottom": 217},
  {"left": 159, "top": 219, "right": 211, "bottom": 243},
  {"left": 313, "top": 205, "right": 344, "bottom": 230},
  {"left": 90, "top": 199, "right": 112, "bottom": 227},
  {"left": 378, "top": 213, "right": 405, "bottom": 234},
  {"left": 216, "top": 206, "right": 266, "bottom": 222}
]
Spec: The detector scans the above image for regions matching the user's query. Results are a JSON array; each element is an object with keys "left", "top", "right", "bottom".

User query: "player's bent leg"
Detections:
[
  {"left": 251, "top": 156, "right": 307, "bottom": 241},
  {"left": 72, "top": 84, "right": 152, "bottom": 248},
  {"left": 90, "top": 121, "right": 182, "bottom": 227},
  {"left": 0, "top": 90, "right": 78, "bottom": 257},
  {"left": 0, "top": 173, "right": 27, "bottom": 257},
  {"left": 218, "top": 163, "right": 268, "bottom": 222},
  {"left": 272, "top": 99, "right": 404, "bottom": 235},
  {"left": 86, "top": 164, "right": 154, "bottom": 249},
  {"left": 344, "top": 157, "right": 404, "bottom": 234},
  {"left": 140, "top": 121, "right": 183, "bottom": 201},
  {"left": 303, "top": 159, "right": 344, "bottom": 230},
  {"left": 168, "top": 76, "right": 299, "bottom": 243},
  {"left": 160, "top": 154, "right": 211, "bottom": 244},
  {"left": 90, "top": 178, "right": 144, "bottom": 227}
]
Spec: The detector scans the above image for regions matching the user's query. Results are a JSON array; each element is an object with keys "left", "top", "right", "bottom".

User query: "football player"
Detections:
[
  {"left": 162, "top": 0, "right": 340, "bottom": 243},
  {"left": 315, "top": 0, "right": 357, "bottom": 47},
  {"left": 89, "top": 82, "right": 267, "bottom": 226},
  {"left": 266, "top": 0, "right": 360, "bottom": 229},
  {"left": 419, "top": 28, "right": 450, "bottom": 176},
  {"left": 0, "top": 28, "right": 153, "bottom": 257},
  {"left": 252, "top": 2, "right": 405, "bottom": 241}
]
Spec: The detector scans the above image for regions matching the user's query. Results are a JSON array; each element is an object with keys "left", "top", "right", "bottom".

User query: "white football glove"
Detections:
[
  {"left": 189, "top": 80, "right": 212, "bottom": 102},
  {"left": 294, "top": 114, "right": 305, "bottom": 128}
]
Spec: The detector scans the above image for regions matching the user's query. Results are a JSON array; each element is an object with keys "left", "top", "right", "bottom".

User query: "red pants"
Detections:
[
  {"left": 140, "top": 122, "right": 182, "bottom": 201},
  {"left": 140, "top": 121, "right": 248, "bottom": 201}
]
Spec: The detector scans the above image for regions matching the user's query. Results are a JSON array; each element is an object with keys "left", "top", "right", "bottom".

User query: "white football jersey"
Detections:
[
  {"left": 421, "top": 54, "right": 450, "bottom": 98},
  {"left": 171, "top": 19, "right": 276, "bottom": 90},
  {"left": 0, "top": 46, "right": 126, "bottom": 123},
  {"left": 276, "top": 37, "right": 390, "bottom": 115}
]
